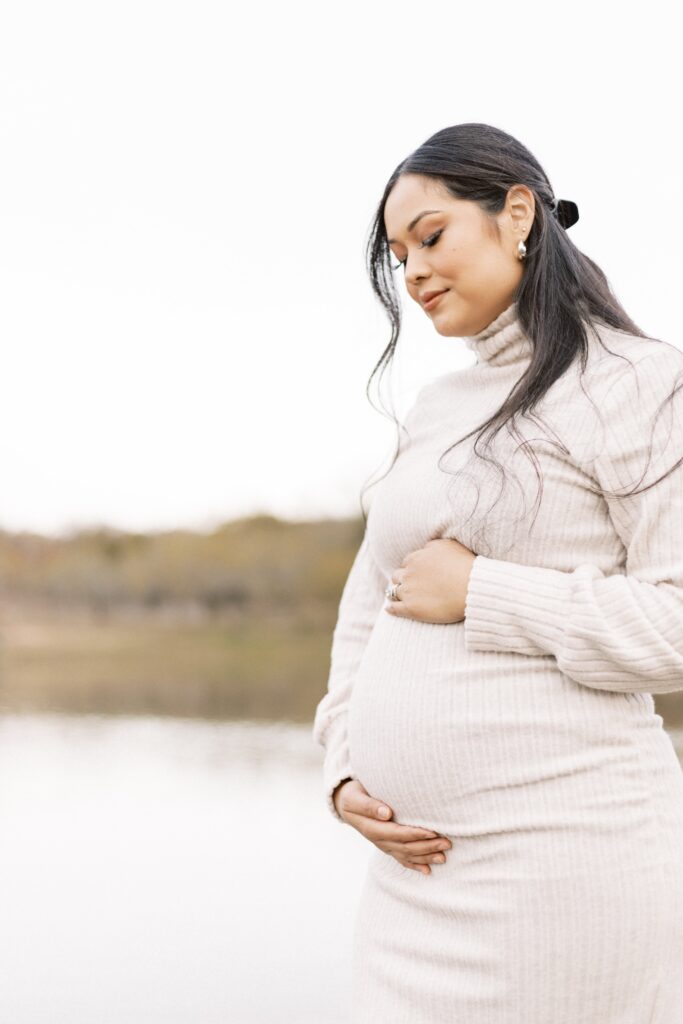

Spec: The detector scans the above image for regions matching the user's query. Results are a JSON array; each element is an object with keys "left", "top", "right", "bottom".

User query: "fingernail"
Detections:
[{"left": 378, "top": 806, "right": 390, "bottom": 819}]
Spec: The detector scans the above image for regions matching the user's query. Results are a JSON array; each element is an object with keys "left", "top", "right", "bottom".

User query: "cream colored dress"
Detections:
[{"left": 313, "top": 301, "right": 683, "bottom": 1023}]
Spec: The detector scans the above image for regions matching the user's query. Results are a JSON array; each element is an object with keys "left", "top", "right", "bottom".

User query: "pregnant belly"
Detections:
[{"left": 347, "top": 611, "right": 682, "bottom": 841}]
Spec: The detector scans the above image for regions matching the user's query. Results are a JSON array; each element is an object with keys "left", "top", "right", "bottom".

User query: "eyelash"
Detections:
[{"left": 391, "top": 229, "right": 443, "bottom": 270}]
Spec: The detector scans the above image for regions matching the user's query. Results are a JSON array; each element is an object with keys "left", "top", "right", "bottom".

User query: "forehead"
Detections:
[{"left": 383, "top": 174, "right": 453, "bottom": 238}]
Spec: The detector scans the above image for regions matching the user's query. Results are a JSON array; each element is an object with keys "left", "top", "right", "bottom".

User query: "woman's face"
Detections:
[{"left": 383, "top": 173, "right": 533, "bottom": 337}]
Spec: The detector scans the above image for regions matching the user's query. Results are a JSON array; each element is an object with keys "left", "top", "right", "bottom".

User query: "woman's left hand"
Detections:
[{"left": 384, "top": 538, "right": 477, "bottom": 624}]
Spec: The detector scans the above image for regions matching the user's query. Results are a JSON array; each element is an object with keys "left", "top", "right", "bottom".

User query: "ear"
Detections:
[{"left": 505, "top": 184, "right": 535, "bottom": 238}]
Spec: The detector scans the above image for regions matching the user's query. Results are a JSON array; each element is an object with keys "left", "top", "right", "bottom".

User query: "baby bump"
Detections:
[
  {"left": 347, "top": 613, "right": 476, "bottom": 821},
  {"left": 347, "top": 612, "right": 677, "bottom": 838}
]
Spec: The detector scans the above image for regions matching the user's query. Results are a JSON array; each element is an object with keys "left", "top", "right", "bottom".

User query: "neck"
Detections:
[{"left": 463, "top": 301, "right": 533, "bottom": 367}]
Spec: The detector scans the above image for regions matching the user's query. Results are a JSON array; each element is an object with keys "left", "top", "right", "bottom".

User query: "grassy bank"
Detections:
[
  {"left": 0, "top": 514, "right": 362, "bottom": 721},
  {"left": 0, "top": 603, "right": 332, "bottom": 721}
]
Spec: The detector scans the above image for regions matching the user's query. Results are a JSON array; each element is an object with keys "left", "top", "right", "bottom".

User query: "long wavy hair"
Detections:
[{"left": 358, "top": 122, "right": 679, "bottom": 533}]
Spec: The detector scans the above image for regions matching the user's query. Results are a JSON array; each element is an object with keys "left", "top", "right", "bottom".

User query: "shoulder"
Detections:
[
  {"left": 542, "top": 320, "right": 683, "bottom": 413},
  {"left": 585, "top": 325, "right": 683, "bottom": 481},
  {"left": 531, "top": 321, "right": 683, "bottom": 472},
  {"left": 586, "top": 328, "right": 683, "bottom": 454},
  {"left": 582, "top": 320, "right": 683, "bottom": 389}
]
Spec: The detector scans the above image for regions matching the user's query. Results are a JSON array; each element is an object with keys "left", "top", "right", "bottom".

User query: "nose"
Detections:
[{"left": 404, "top": 250, "right": 433, "bottom": 289}]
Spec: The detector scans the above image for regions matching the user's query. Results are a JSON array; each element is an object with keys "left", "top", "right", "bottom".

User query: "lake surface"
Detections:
[{"left": 0, "top": 712, "right": 370, "bottom": 1024}]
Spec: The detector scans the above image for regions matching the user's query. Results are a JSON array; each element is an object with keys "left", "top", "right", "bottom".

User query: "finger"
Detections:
[
  {"left": 365, "top": 821, "right": 441, "bottom": 842},
  {"left": 402, "top": 837, "right": 453, "bottom": 855},
  {"left": 401, "top": 858, "right": 431, "bottom": 874},
  {"left": 342, "top": 798, "right": 441, "bottom": 840},
  {"left": 387, "top": 854, "right": 430, "bottom": 874},
  {"left": 338, "top": 785, "right": 392, "bottom": 822},
  {"left": 406, "top": 862, "right": 431, "bottom": 874},
  {"left": 404, "top": 851, "right": 447, "bottom": 865},
  {"left": 381, "top": 837, "right": 450, "bottom": 855},
  {"left": 365, "top": 796, "right": 395, "bottom": 822},
  {"left": 389, "top": 567, "right": 409, "bottom": 589},
  {"left": 348, "top": 813, "right": 442, "bottom": 848},
  {"left": 385, "top": 838, "right": 451, "bottom": 862}
]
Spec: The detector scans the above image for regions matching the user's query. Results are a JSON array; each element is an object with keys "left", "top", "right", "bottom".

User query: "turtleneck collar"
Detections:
[{"left": 463, "top": 300, "right": 534, "bottom": 367}]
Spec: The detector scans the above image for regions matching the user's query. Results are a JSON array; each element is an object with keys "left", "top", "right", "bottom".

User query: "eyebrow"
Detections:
[{"left": 387, "top": 209, "right": 443, "bottom": 244}]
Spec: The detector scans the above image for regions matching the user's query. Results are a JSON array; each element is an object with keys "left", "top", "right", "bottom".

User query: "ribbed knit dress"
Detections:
[{"left": 312, "top": 300, "right": 683, "bottom": 1023}]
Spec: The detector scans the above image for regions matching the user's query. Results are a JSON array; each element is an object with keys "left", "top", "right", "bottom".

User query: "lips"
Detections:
[{"left": 421, "top": 289, "right": 448, "bottom": 310}]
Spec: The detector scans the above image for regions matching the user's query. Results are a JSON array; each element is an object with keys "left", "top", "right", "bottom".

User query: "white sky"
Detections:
[{"left": 0, "top": 1, "right": 680, "bottom": 536}]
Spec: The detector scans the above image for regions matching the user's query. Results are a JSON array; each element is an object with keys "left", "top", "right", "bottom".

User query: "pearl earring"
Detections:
[{"left": 517, "top": 238, "right": 527, "bottom": 261}]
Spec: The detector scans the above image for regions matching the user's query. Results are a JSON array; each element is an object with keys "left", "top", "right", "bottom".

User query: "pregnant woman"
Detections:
[{"left": 312, "top": 122, "right": 683, "bottom": 1023}]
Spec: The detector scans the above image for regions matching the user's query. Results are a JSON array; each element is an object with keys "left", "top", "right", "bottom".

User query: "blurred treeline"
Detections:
[
  {"left": 1, "top": 514, "right": 682, "bottom": 729},
  {"left": 0, "top": 514, "right": 365, "bottom": 722}
]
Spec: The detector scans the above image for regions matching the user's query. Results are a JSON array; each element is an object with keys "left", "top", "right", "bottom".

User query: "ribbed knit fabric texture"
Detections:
[{"left": 312, "top": 301, "right": 683, "bottom": 1022}]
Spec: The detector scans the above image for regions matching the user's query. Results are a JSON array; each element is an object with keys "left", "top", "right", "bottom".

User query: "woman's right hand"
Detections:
[{"left": 332, "top": 778, "right": 452, "bottom": 875}]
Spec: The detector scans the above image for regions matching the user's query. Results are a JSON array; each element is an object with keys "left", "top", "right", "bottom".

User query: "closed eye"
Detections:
[{"left": 391, "top": 229, "right": 443, "bottom": 271}]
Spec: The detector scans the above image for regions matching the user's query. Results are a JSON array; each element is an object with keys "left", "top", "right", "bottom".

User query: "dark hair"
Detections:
[{"left": 358, "top": 122, "right": 680, "bottom": 535}]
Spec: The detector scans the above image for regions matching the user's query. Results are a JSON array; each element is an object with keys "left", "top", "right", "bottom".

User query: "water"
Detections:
[{"left": 0, "top": 712, "right": 370, "bottom": 1024}]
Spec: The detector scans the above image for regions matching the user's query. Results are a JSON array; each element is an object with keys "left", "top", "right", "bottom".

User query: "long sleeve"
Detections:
[
  {"left": 463, "top": 345, "right": 683, "bottom": 694},
  {"left": 312, "top": 528, "right": 388, "bottom": 822}
]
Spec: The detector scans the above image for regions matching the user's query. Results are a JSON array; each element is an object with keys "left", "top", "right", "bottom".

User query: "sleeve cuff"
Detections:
[
  {"left": 464, "top": 554, "right": 570, "bottom": 657},
  {"left": 320, "top": 712, "right": 356, "bottom": 824}
]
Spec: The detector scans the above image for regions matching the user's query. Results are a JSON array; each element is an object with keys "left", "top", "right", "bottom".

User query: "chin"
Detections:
[
  {"left": 425, "top": 293, "right": 472, "bottom": 337},
  {"left": 430, "top": 313, "right": 464, "bottom": 338}
]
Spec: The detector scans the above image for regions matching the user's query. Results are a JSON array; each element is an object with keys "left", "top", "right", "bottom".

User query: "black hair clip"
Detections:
[{"left": 550, "top": 198, "right": 579, "bottom": 229}]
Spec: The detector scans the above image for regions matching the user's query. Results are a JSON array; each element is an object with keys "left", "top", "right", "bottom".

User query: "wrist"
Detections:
[{"left": 332, "top": 776, "right": 352, "bottom": 814}]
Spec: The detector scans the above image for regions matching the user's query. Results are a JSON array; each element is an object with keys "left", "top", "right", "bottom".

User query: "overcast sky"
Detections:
[{"left": 0, "top": 1, "right": 680, "bottom": 536}]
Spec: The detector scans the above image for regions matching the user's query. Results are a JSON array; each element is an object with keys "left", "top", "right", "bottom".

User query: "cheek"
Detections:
[
  {"left": 437, "top": 245, "right": 465, "bottom": 276},
  {"left": 436, "top": 242, "right": 484, "bottom": 290},
  {"left": 455, "top": 244, "right": 508, "bottom": 292}
]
